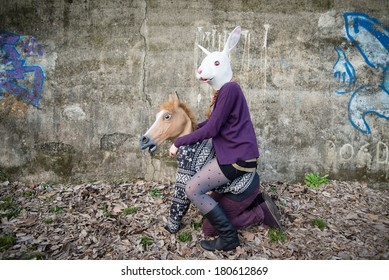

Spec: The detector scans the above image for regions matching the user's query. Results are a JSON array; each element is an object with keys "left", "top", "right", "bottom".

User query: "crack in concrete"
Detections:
[{"left": 140, "top": 0, "right": 152, "bottom": 108}]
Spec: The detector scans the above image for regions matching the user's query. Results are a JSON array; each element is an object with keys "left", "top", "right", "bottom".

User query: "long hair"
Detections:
[{"left": 206, "top": 90, "right": 219, "bottom": 119}]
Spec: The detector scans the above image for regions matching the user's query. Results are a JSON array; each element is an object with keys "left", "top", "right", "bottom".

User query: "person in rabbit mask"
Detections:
[{"left": 169, "top": 26, "right": 281, "bottom": 251}]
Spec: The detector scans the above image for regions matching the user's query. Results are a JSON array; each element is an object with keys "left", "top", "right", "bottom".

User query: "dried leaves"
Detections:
[{"left": 0, "top": 180, "right": 388, "bottom": 260}]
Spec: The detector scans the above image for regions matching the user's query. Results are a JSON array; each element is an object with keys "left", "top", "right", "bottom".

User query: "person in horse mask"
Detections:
[{"left": 169, "top": 26, "right": 281, "bottom": 252}]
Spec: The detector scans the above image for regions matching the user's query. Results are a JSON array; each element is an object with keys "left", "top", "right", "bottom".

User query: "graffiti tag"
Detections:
[{"left": 0, "top": 31, "right": 45, "bottom": 107}]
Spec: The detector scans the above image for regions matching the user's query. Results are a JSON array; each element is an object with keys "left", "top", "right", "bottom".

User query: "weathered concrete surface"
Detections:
[{"left": 0, "top": 0, "right": 388, "bottom": 188}]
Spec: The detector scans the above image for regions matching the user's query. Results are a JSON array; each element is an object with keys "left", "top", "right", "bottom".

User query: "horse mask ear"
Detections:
[{"left": 168, "top": 93, "right": 180, "bottom": 108}]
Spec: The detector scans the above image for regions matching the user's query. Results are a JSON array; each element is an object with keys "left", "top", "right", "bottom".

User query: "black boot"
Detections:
[{"left": 200, "top": 204, "right": 240, "bottom": 251}]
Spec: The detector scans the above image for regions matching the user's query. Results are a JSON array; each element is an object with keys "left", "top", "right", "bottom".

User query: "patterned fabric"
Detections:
[{"left": 166, "top": 139, "right": 256, "bottom": 233}]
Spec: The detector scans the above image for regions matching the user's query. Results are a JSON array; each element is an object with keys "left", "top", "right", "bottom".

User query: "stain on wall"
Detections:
[
  {"left": 333, "top": 12, "right": 389, "bottom": 134},
  {"left": 0, "top": 31, "right": 45, "bottom": 107}
]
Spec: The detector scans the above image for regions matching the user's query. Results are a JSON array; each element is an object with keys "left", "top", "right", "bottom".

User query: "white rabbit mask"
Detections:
[{"left": 196, "top": 26, "right": 241, "bottom": 91}]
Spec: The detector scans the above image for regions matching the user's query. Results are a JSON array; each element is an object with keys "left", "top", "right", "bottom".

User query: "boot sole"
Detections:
[
  {"left": 261, "top": 192, "right": 282, "bottom": 229},
  {"left": 200, "top": 239, "right": 240, "bottom": 252}
]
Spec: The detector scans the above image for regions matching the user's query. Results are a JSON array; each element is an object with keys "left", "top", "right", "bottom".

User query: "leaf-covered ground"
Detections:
[{"left": 0, "top": 179, "right": 388, "bottom": 260}]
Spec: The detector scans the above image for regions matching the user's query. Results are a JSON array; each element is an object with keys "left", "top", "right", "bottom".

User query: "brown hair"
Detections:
[{"left": 206, "top": 90, "right": 219, "bottom": 119}]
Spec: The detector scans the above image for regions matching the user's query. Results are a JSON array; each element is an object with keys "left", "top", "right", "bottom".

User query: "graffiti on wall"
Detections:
[
  {"left": 333, "top": 12, "right": 389, "bottom": 134},
  {"left": 325, "top": 140, "right": 388, "bottom": 180},
  {"left": 0, "top": 31, "right": 45, "bottom": 107}
]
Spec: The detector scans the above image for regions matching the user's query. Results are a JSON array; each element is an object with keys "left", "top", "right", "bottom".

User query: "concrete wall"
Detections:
[{"left": 0, "top": 0, "right": 388, "bottom": 188}]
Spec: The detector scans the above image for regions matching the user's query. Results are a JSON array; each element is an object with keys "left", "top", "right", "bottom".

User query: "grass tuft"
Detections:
[
  {"left": 123, "top": 207, "right": 138, "bottom": 215},
  {"left": 311, "top": 218, "right": 327, "bottom": 230},
  {"left": 304, "top": 172, "right": 329, "bottom": 188},
  {"left": 177, "top": 232, "right": 192, "bottom": 242},
  {"left": 268, "top": 228, "right": 287, "bottom": 243},
  {"left": 140, "top": 235, "right": 153, "bottom": 249},
  {"left": 149, "top": 188, "right": 161, "bottom": 199},
  {"left": 0, "top": 233, "right": 17, "bottom": 252}
]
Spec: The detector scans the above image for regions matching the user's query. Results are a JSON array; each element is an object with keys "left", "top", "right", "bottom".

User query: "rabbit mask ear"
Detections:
[
  {"left": 223, "top": 26, "right": 241, "bottom": 55},
  {"left": 198, "top": 45, "right": 211, "bottom": 56}
]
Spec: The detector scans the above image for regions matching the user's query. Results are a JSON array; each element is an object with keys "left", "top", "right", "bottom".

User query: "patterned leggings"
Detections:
[{"left": 185, "top": 158, "right": 231, "bottom": 215}]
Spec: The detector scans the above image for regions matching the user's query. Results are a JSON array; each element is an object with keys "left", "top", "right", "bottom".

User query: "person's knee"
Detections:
[{"left": 184, "top": 182, "right": 196, "bottom": 200}]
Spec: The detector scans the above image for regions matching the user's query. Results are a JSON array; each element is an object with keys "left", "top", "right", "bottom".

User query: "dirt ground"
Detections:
[{"left": 0, "top": 179, "right": 388, "bottom": 260}]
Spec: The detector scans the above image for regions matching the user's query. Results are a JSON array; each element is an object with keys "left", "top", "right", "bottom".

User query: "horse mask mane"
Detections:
[{"left": 160, "top": 95, "right": 198, "bottom": 132}]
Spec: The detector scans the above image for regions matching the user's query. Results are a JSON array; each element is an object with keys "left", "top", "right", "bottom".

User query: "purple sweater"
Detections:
[{"left": 174, "top": 82, "right": 259, "bottom": 165}]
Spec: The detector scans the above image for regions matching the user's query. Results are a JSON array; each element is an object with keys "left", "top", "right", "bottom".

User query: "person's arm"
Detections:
[
  {"left": 197, "top": 119, "right": 208, "bottom": 128},
  {"left": 174, "top": 86, "right": 237, "bottom": 147}
]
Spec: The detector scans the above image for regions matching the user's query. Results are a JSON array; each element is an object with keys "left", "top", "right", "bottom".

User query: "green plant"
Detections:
[
  {"left": 191, "top": 220, "right": 202, "bottom": 231},
  {"left": 268, "top": 185, "right": 278, "bottom": 195},
  {"left": 0, "top": 170, "right": 8, "bottom": 181},
  {"left": 41, "top": 182, "right": 53, "bottom": 189},
  {"left": 0, "top": 195, "right": 21, "bottom": 220},
  {"left": 268, "top": 228, "right": 287, "bottom": 243},
  {"left": 304, "top": 172, "right": 329, "bottom": 188},
  {"left": 140, "top": 235, "right": 153, "bottom": 249},
  {"left": 23, "top": 191, "right": 34, "bottom": 198},
  {"left": 99, "top": 204, "right": 113, "bottom": 217},
  {"left": 149, "top": 188, "right": 161, "bottom": 199},
  {"left": 278, "top": 199, "right": 287, "bottom": 207},
  {"left": 177, "top": 232, "right": 192, "bottom": 242},
  {"left": 45, "top": 218, "right": 54, "bottom": 224},
  {"left": 49, "top": 206, "right": 64, "bottom": 214},
  {"left": 311, "top": 218, "right": 327, "bottom": 230},
  {"left": 123, "top": 207, "right": 138, "bottom": 215},
  {"left": 0, "top": 233, "right": 17, "bottom": 252},
  {"left": 0, "top": 195, "right": 13, "bottom": 210}
]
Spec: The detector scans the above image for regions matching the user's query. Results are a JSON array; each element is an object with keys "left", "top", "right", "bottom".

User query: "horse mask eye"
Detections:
[
  {"left": 214, "top": 60, "right": 220, "bottom": 66},
  {"left": 164, "top": 113, "right": 171, "bottom": 120}
]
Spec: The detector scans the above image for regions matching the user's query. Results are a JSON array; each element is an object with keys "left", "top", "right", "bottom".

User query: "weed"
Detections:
[
  {"left": 178, "top": 232, "right": 192, "bottom": 242},
  {"left": 304, "top": 172, "right": 329, "bottom": 188},
  {"left": 268, "top": 228, "right": 287, "bottom": 243},
  {"left": 278, "top": 199, "right": 287, "bottom": 207},
  {"left": 0, "top": 195, "right": 13, "bottom": 210},
  {"left": 268, "top": 185, "right": 278, "bottom": 195},
  {"left": 99, "top": 205, "right": 113, "bottom": 217},
  {"left": 45, "top": 218, "right": 54, "bottom": 224},
  {"left": 311, "top": 218, "right": 327, "bottom": 230},
  {"left": 191, "top": 220, "right": 202, "bottom": 231},
  {"left": 0, "top": 233, "right": 17, "bottom": 252},
  {"left": 23, "top": 191, "right": 34, "bottom": 198},
  {"left": 0, "top": 196, "right": 21, "bottom": 220},
  {"left": 140, "top": 235, "right": 153, "bottom": 249},
  {"left": 0, "top": 170, "right": 8, "bottom": 181},
  {"left": 41, "top": 182, "right": 53, "bottom": 189},
  {"left": 49, "top": 206, "right": 64, "bottom": 214},
  {"left": 123, "top": 207, "right": 138, "bottom": 215},
  {"left": 149, "top": 188, "right": 161, "bottom": 199}
]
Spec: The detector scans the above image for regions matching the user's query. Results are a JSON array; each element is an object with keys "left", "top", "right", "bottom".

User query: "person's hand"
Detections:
[{"left": 169, "top": 144, "right": 178, "bottom": 157}]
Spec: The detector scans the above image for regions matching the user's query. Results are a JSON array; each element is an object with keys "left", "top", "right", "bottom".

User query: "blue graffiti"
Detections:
[
  {"left": 333, "top": 47, "right": 356, "bottom": 94},
  {"left": 0, "top": 31, "right": 45, "bottom": 107},
  {"left": 333, "top": 12, "right": 389, "bottom": 134}
]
